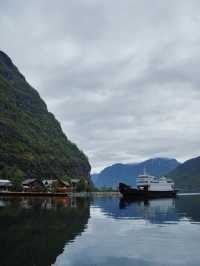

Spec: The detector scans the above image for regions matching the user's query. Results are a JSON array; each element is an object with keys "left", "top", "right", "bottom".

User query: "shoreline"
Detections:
[
  {"left": 0, "top": 191, "right": 199, "bottom": 198},
  {"left": 0, "top": 191, "right": 71, "bottom": 197},
  {"left": 0, "top": 191, "right": 120, "bottom": 198}
]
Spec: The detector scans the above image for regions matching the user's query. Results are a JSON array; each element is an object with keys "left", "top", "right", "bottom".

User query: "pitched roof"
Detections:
[
  {"left": 22, "top": 179, "right": 37, "bottom": 185},
  {"left": 0, "top": 179, "right": 12, "bottom": 186},
  {"left": 22, "top": 179, "right": 44, "bottom": 186},
  {"left": 0, "top": 179, "right": 11, "bottom": 183},
  {"left": 57, "top": 179, "right": 70, "bottom": 187}
]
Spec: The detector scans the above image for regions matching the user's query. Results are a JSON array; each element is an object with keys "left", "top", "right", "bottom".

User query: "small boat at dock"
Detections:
[{"left": 119, "top": 174, "right": 178, "bottom": 199}]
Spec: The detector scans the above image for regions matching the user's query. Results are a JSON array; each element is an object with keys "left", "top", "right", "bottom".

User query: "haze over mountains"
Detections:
[{"left": 91, "top": 158, "right": 179, "bottom": 189}]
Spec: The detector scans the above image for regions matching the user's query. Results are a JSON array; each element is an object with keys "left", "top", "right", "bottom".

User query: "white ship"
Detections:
[
  {"left": 136, "top": 174, "right": 175, "bottom": 192},
  {"left": 119, "top": 173, "right": 177, "bottom": 199}
]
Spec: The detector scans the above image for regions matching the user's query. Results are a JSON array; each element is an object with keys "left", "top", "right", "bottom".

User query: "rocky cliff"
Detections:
[{"left": 0, "top": 51, "right": 91, "bottom": 181}]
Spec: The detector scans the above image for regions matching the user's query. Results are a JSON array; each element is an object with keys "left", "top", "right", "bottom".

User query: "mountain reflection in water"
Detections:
[
  {"left": 1, "top": 195, "right": 200, "bottom": 266},
  {"left": 92, "top": 195, "right": 200, "bottom": 224},
  {"left": 0, "top": 197, "right": 90, "bottom": 266}
]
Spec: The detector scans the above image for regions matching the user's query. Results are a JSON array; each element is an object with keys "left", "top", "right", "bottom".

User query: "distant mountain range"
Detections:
[
  {"left": 91, "top": 158, "right": 179, "bottom": 189},
  {"left": 168, "top": 156, "right": 200, "bottom": 192}
]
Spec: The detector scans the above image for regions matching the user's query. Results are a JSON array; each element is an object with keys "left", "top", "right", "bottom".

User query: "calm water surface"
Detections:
[{"left": 0, "top": 195, "right": 200, "bottom": 266}]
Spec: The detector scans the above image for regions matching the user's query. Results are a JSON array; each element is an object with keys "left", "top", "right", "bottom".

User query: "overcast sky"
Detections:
[{"left": 1, "top": 0, "right": 200, "bottom": 172}]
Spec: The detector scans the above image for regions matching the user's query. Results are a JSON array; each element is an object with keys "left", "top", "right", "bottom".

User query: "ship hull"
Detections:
[{"left": 119, "top": 183, "right": 177, "bottom": 199}]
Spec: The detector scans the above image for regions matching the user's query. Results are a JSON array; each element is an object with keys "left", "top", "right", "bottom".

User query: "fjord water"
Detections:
[{"left": 0, "top": 195, "right": 200, "bottom": 266}]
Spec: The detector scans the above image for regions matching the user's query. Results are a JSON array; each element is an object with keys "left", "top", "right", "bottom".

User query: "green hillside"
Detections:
[
  {"left": 168, "top": 156, "right": 200, "bottom": 192},
  {"left": 0, "top": 51, "right": 90, "bottom": 182}
]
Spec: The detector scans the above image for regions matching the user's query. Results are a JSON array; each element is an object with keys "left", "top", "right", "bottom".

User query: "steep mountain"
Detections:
[
  {"left": 91, "top": 158, "right": 179, "bottom": 189},
  {"left": 168, "top": 156, "right": 200, "bottom": 192},
  {"left": 0, "top": 51, "right": 91, "bottom": 182}
]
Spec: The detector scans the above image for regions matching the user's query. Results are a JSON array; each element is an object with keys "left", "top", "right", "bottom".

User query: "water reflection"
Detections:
[
  {"left": 119, "top": 198, "right": 177, "bottom": 224},
  {"left": 175, "top": 195, "right": 200, "bottom": 222},
  {"left": 93, "top": 195, "right": 200, "bottom": 224},
  {"left": 54, "top": 195, "right": 200, "bottom": 266},
  {"left": 0, "top": 197, "right": 90, "bottom": 266},
  {"left": 1, "top": 195, "right": 200, "bottom": 266}
]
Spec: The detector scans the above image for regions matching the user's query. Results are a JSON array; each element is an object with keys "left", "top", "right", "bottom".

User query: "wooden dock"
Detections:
[
  {"left": 0, "top": 191, "right": 120, "bottom": 198},
  {"left": 0, "top": 191, "right": 70, "bottom": 197}
]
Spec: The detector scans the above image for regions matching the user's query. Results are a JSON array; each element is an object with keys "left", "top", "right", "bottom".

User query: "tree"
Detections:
[
  {"left": 11, "top": 168, "right": 25, "bottom": 191},
  {"left": 76, "top": 177, "right": 87, "bottom": 192}
]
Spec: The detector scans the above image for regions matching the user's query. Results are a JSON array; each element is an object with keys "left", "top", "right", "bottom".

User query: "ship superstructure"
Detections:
[{"left": 136, "top": 174, "right": 174, "bottom": 192}]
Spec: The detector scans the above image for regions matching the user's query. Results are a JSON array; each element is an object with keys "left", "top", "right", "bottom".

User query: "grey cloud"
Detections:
[{"left": 1, "top": 0, "right": 200, "bottom": 172}]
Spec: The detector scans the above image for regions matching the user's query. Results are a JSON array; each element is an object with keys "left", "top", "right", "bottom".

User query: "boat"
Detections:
[{"left": 119, "top": 173, "right": 178, "bottom": 199}]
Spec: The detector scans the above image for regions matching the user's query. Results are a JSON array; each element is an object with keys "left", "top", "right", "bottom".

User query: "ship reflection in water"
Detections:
[
  {"left": 119, "top": 197, "right": 178, "bottom": 224},
  {"left": 1, "top": 195, "right": 200, "bottom": 266}
]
